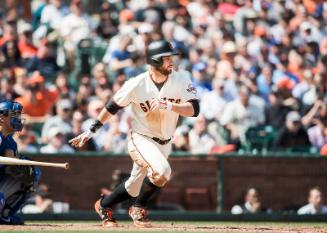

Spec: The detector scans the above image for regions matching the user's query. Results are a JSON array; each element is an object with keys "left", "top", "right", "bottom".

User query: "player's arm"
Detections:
[
  {"left": 171, "top": 99, "right": 199, "bottom": 117},
  {"left": 69, "top": 101, "right": 123, "bottom": 148},
  {"left": 70, "top": 78, "right": 135, "bottom": 148},
  {"left": 150, "top": 99, "right": 199, "bottom": 117}
]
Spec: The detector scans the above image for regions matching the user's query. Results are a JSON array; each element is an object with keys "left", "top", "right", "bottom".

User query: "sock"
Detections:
[
  {"left": 134, "top": 177, "right": 160, "bottom": 208},
  {"left": 100, "top": 182, "right": 133, "bottom": 209}
]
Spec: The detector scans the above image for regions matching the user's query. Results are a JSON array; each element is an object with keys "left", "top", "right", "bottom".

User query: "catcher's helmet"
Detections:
[
  {"left": 146, "top": 40, "right": 179, "bottom": 67},
  {"left": 0, "top": 100, "right": 23, "bottom": 131}
]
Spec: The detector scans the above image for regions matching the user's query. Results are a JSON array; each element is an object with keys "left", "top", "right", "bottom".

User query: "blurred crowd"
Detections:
[
  {"left": 231, "top": 186, "right": 327, "bottom": 215},
  {"left": 0, "top": 0, "right": 326, "bottom": 155}
]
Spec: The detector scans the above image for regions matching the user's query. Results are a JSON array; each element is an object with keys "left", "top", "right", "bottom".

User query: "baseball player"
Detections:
[
  {"left": 0, "top": 100, "right": 41, "bottom": 225},
  {"left": 69, "top": 40, "right": 199, "bottom": 228}
]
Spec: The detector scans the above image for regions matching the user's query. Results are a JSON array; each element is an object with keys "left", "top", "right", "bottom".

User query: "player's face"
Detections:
[
  {"left": 0, "top": 113, "right": 13, "bottom": 132},
  {"left": 1, "top": 115, "right": 10, "bottom": 127},
  {"left": 158, "top": 56, "right": 173, "bottom": 75}
]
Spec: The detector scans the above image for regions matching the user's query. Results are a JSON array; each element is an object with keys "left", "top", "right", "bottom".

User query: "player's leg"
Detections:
[
  {"left": 95, "top": 163, "right": 147, "bottom": 227},
  {"left": 128, "top": 132, "right": 172, "bottom": 227},
  {"left": 0, "top": 176, "right": 27, "bottom": 225},
  {"left": 133, "top": 140, "right": 171, "bottom": 210}
]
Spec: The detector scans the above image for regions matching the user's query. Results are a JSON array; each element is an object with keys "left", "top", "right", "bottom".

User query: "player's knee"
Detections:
[{"left": 151, "top": 166, "right": 171, "bottom": 187}]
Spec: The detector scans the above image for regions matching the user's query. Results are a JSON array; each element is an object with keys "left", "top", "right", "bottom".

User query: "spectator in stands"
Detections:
[
  {"left": 95, "top": 78, "right": 112, "bottom": 104},
  {"left": 14, "top": 123, "right": 38, "bottom": 153},
  {"left": 172, "top": 125, "right": 190, "bottom": 152},
  {"left": 124, "top": 52, "right": 146, "bottom": 80},
  {"left": 15, "top": 72, "right": 58, "bottom": 121},
  {"left": 220, "top": 85, "right": 265, "bottom": 146},
  {"left": 191, "top": 62, "right": 211, "bottom": 99},
  {"left": 12, "top": 67, "right": 28, "bottom": 96},
  {"left": 189, "top": 114, "right": 216, "bottom": 154},
  {"left": 40, "top": 127, "right": 74, "bottom": 153},
  {"left": 298, "top": 187, "right": 327, "bottom": 215},
  {"left": 201, "top": 78, "right": 230, "bottom": 146},
  {"left": 308, "top": 116, "right": 327, "bottom": 151},
  {"left": 96, "top": 1, "right": 119, "bottom": 39},
  {"left": 215, "top": 41, "right": 238, "bottom": 81},
  {"left": 40, "top": 0, "right": 70, "bottom": 32},
  {"left": 55, "top": 72, "right": 75, "bottom": 99},
  {"left": 41, "top": 98, "right": 73, "bottom": 143},
  {"left": 92, "top": 62, "right": 108, "bottom": 82},
  {"left": 1, "top": 31, "right": 22, "bottom": 68},
  {"left": 200, "top": 78, "right": 228, "bottom": 122},
  {"left": 257, "top": 63, "right": 273, "bottom": 103},
  {"left": 0, "top": 75, "right": 20, "bottom": 101},
  {"left": 273, "top": 111, "right": 311, "bottom": 151},
  {"left": 75, "top": 75, "right": 94, "bottom": 107},
  {"left": 231, "top": 187, "right": 268, "bottom": 214},
  {"left": 103, "top": 114, "right": 127, "bottom": 153},
  {"left": 25, "top": 39, "right": 60, "bottom": 78},
  {"left": 265, "top": 90, "right": 291, "bottom": 130},
  {"left": 60, "top": 0, "right": 92, "bottom": 68},
  {"left": 302, "top": 99, "right": 326, "bottom": 128},
  {"left": 0, "top": 23, "right": 17, "bottom": 47},
  {"left": 17, "top": 24, "right": 37, "bottom": 61},
  {"left": 109, "top": 34, "right": 133, "bottom": 77},
  {"left": 22, "top": 184, "right": 53, "bottom": 214}
]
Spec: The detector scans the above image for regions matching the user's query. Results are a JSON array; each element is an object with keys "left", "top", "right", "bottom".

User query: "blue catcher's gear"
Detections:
[
  {"left": 0, "top": 214, "right": 24, "bottom": 225},
  {"left": 0, "top": 101, "right": 23, "bottom": 131},
  {"left": 0, "top": 192, "right": 4, "bottom": 214}
]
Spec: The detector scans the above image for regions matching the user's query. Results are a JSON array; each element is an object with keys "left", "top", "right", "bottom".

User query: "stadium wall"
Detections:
[{"left": 31, "top": 154, "right": 327, "bottom": 212}]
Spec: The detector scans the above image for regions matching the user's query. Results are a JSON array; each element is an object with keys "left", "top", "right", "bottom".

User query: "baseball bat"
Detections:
[{"left": 0, "top": 156, "right": 69, "bottom": 170}]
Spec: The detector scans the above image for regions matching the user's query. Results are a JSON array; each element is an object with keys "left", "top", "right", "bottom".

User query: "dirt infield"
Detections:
[{"left": 1, "top": 222, "right": 327, "bottom": 233}]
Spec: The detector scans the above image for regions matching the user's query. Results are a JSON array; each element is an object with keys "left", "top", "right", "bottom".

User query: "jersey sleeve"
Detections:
[
  {"left": 112, "top": 79, "right": 137, "bottom": 107},
  {"left": 180, "top": 71, "right": 199, "bottom": 102}
]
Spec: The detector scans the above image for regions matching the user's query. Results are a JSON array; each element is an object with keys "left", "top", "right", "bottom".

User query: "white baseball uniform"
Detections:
[{"left": 112, "top": 69, "right": 197, "bottom": 196}]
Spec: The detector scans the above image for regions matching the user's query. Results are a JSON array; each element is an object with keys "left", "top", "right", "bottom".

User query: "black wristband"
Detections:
[{"left": 90, "top": 120, "right": 103, "bottom": 133}]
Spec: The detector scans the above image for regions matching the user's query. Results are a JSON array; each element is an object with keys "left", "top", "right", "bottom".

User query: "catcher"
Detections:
[{"left": 0, "top": 100, "right": 41, "bottom": 225}]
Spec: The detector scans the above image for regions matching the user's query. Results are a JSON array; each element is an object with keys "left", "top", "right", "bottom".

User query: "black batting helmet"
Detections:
[{"left": 146, "top": 40, "right": 179, "bottom": 67}]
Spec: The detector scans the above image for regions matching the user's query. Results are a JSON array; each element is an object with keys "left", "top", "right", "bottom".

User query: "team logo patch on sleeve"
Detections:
[{"left": 186, "top": 84, "right": 197, "bottom": 94}]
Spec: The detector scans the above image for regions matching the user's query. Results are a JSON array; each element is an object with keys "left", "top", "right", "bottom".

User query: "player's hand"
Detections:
[
  {"left": 69, "top": 131, "right": 93, "bottom": 148},
  {"left": 150, "top": 98, "right": 172, "bottom": 111}
]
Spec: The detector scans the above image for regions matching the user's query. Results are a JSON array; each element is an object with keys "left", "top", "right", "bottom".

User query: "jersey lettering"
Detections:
[
  {"left": 139, "top": 98, "right": 181, "bottom": 112},
  {"left": 140, "top": 103, "right": 148, "bottom": 112}
]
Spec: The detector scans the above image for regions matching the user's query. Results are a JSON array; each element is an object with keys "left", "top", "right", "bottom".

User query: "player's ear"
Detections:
[{"left": 151, "top": 58, "right": 162, "bottom": 68}]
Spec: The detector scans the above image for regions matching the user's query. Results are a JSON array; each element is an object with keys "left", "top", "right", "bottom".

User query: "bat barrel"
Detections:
[{"left": 0, "top": 156, "right": 70, "bottom": 170}]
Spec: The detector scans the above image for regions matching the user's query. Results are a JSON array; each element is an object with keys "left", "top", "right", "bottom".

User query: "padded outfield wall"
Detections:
[{"left": 31, "top": 153, "right": 327, "bottom": 212}]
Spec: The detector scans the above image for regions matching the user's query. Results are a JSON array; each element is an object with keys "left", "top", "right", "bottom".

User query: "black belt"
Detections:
[{"left": 152, "top": 137, "right": 171, "bottom": 145}]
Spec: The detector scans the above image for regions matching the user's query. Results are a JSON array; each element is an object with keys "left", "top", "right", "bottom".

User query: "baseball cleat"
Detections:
[
  {"left": 128, "top": 206, "right": 152, "bottom": 228},
  {"left": 94, "top": 199, "right": 118, "bottom": 227}
]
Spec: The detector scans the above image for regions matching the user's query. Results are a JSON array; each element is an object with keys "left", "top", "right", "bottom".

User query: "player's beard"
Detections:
[{"left": 156, "top": 66, "right": 172, "bottom": 76}]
